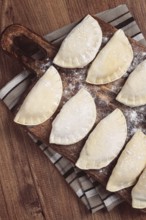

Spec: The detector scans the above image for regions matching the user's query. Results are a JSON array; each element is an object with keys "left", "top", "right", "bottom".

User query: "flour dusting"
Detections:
[
  {"left": 102, "top": 36, "right": 109, "bottom": 44},
  {"left": 57, "top": 40, "right": 146, "bottom": 149},
  {"left": 128, "top": 51, "right": 146, "bottom": 73},
  {"left": 40, "top": 58, "right": 52, "bottom": 73}
]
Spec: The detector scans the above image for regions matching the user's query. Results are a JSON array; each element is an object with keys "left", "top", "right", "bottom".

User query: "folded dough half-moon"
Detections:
[
  {"left": 132, "top": 167, "right": 146, "bottom": 209},
  {"left": 106, "top": 130, "right": 146, "bottom": 192},
  {"left": 50, "top": 88, "right": 96, "bottom": 145},
  {"left": 53, "top": 15, "right": 102, "bottom": 68},
  {"left": 14, "top": 66, "right": 63, "bottom": 126},
  {"left": 86, "top": 29, "right": 133, "bottom": 85},
  {"left": 75, "top": 108, "right": 127, "bottom": 170},
  {"left": 116, "top": 60, "right": 146, "bottom": 107}
]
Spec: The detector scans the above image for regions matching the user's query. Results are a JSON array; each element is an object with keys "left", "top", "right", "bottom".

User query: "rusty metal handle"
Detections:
[{"left": 0, "top": 24, "right": 57, "bottom": 76}]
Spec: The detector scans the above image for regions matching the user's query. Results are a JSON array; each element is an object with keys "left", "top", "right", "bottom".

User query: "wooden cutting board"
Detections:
[{"left": 1, "top": 16, "right": 146, "bottom": 210}]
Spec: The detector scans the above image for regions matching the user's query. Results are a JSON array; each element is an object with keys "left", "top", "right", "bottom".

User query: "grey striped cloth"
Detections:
[{"left": 0, "top": 4, "right": 145, "bottom": 213}]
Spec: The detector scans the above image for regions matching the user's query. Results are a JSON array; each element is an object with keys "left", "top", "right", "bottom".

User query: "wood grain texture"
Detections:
[{"left": 1, "top": 0, "right": 146, "bottom": 219}]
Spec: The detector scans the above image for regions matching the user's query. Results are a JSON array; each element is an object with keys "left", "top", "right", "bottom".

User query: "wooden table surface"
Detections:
[{"left": 1, "top": 0, "right": 146, "bottom": 219}]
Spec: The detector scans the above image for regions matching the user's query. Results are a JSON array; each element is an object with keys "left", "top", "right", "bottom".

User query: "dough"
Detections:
[
  {"left": 14, "top": 66, "right": 63, "bottom": 125},
  {"left": 106, "top": 130, "right": 146, "bottom": 192},
  {"left": 75, "top": 108, "right": 127, "bottom": 169},
  {"left": 132, "top": 167, "right": 146, "bottom": 209},
  {"left": 86, "top": 29, "right": 133, "bottom": 85},
  {"left": 53, "top": 15, "right": 102, "bottom": 68},
  {"left": 116, "top": 60, "right": 146, "bottom": 107},
  {"left": 50, "top": 88, "right": 96, "bottom": 145}
]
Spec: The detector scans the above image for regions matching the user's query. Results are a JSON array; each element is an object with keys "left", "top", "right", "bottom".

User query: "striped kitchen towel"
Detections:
[{"left": 0, "top": 4, "right": 145, "bottom": 213}]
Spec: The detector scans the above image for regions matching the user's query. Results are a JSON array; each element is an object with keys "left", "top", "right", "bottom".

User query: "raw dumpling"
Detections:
[
  {"left": 53, "top": 15, "right": 102, "bottom": 68},
  {"left": 86, "top": 29, "right": 133, "bottom": 85},
  {"left": 14, "top": 66, "right": 63, "bottom": 126},
  {"left": 132, "top": 167, "right": 146, "bottom": 209},
  {"left": 106, "top": 130, "right": 146, "bottom": 192},
  {"left": 50, "top": 88, "right": 96, "bottom": 145},
  {"left": 75, "top": 108, "right": 127, "bottom": 170},
  {"left": 116, "top": 60, "right": 146, "bottom": 107}
]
